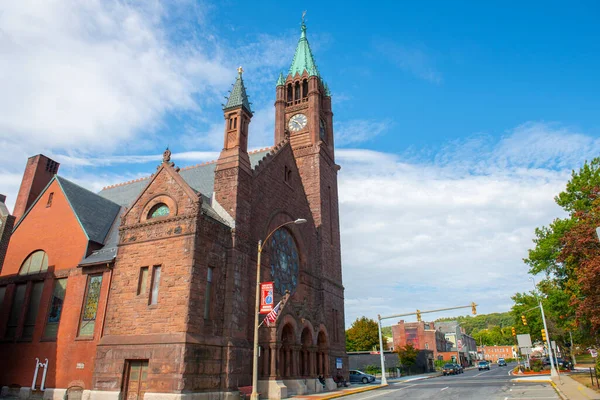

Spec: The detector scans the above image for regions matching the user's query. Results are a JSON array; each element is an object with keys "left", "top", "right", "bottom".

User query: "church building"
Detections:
[{"left": 0, "top": 21, "right": 346, "bottom": 400}]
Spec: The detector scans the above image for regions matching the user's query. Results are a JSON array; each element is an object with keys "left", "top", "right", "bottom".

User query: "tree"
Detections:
[
  {"left": 521, "top": 157, "right": 600, "bottom": 341},
  {"left": 396, "top": 342, "right": 419, "bottom": 373},
  {"left": 346, "top": 317, "right": 385, "bottom": 352}
]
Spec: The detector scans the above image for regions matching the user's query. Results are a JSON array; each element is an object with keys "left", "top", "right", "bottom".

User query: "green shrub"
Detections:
[
  {"left": 530, "top": 359, "right": 542, "bottom": 372},
  {"left": 596, "top": 353, "right": 600, "bottom": 377},
  {"left": 363, "top": 364, "right": 380, "bottom": 375}
]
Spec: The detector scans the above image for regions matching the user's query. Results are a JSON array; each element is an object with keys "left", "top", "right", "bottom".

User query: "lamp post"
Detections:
[
  {"left": 251, "top": 218, "right": 306, "bottom": 400},
  {"left": 529, "top": 277, "right": 558, "bottom": 377}
]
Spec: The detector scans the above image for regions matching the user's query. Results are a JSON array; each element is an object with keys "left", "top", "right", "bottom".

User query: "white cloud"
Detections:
[
  {"left": 335, "top": 120, "right": 389, "bottom": 146},
  {"left": 339, "top": 123, "right": 600, "bottom": 327}
]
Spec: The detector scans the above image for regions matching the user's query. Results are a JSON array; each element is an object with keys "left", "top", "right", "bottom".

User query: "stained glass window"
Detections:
[
  {"left": 19, "top": 250, "right": 48, "bottom": 275},
  {"left": 78, "top": 274, "right": 103, "bottom": 337},
  {"left": 44, "top": 278, "right": 67, "bottom": 339},
  {"left": 270, "top": 228, "right": 300, "bottom": 295},
  {"left": 149, "top": 266, "right": 161, "bottom": 305},
  {"left": 149, "top": 204, "right": 170, "bottom": 219}
]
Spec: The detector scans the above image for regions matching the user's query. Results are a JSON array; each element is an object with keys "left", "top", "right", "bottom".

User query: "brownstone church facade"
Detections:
[{"left": 0, "top": 21, "right": 346, "bottom": 400}]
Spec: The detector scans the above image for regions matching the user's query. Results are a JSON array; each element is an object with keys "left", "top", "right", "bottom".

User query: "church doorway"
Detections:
[
  {"left": 123, "top": 360, "right": 148, "bottom": 400},
  {"left": 279, "top": 323, "right": 296, "bottom": 378},
  {"left": 317, "top": 331, "right": 328, "bottom": 376},
  {"left": 300, "top": 327, "right": 313, "bottom": 377}
]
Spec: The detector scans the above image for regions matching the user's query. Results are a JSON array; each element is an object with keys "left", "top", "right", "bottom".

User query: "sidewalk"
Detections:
[
  {"left": 289, "top": 372, "right": 441, "bottom": 399},
  {"left": 551, "top": 374, "right": 600, "bottom": 400}
]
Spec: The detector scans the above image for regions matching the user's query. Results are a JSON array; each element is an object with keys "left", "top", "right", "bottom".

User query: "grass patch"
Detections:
[
  {"left": 569, "top": 374, "right": 600, "bottom": 393},
  {"left": 575, "top": 353, "right": 596, "bottom": 365}
]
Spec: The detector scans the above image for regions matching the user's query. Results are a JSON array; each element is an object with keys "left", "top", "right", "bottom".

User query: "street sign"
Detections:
[
  {"left": 517, "top": 334, "right": 532, "bottom": 348},
  {"left": 259, "top": 282, "right": 274, "bottom": 314}
]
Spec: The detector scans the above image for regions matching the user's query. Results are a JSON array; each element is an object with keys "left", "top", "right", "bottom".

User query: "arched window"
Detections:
[
  {"left": 19, "top": 250, "right": 49, "bottom": 275},
  {"left": 294, "top": 81, "right": 300, "bottom": 101},
  {"left": 148, "top": 203, "right": 170, "bottom": 219},
  {"left": 287, "top": 84, "right": 293, "bottom": 102},
  {"left": 302, "top": 79, "right": 308, "bottom": 98}
]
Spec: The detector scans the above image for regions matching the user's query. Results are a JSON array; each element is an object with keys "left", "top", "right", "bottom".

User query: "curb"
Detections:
[
  {"left": 549, "top": 381, "right": 568, "bottom": 400},
  {"left": 311, "top": 384, "right": 388, "bottom": 399}
]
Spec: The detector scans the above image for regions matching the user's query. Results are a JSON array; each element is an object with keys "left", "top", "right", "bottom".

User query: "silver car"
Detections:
[{"left": 349, "top": 370, "right": 376, "bottom": 384}]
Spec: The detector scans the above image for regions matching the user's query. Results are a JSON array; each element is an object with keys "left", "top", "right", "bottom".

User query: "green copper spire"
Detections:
[
  {"left": 276, "top": 72, "right": 285, "bottom": 86},
  {"left": 288, "top": 19, "right": 320, "bottom": 78},
  {"left": 223, "top": 66, "right": 252, "bottom": 115}
]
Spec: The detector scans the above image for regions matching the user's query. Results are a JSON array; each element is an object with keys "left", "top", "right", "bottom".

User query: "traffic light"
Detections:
[
  {"left": 416, "top": 310, "right": 422, "bottom": 322},
  {"left": 541, "top": 329, "right": 547, "bottom": 341},
  {"left": 471, "top": 302, "right": 477, "bottom": 315},
  {"left": 521, "top": 315, "right": 527, "bottom": 325},
  {"left": 511, "top": 327, "right": 516, "bottom": 336}
]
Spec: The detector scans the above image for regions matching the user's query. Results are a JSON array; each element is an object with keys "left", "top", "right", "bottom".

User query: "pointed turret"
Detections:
[
  {"left": 276, "top": 72, "right": 285, "bottom": 87},
  {"left": 288, "top": 21, "right": 320, "bottom": 78},
  {"left": 223, "top": 67, "right": 253, "bottom": 115}
]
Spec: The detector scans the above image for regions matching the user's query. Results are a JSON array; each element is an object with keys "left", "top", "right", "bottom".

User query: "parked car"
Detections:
[
  {"left": 349, "top": 370, "right": 376, "bottom": 384},
  {"left": 498, "top": 358, "right": 507, "bottom": 366},
  {"left": 478, "top": 361, "right": 490, "bottom": 371},
  {"left": 453, "top": 363, "right": 464, "bottom": 373},
  {"left": 442, "top": 363, "right": 458, "bottom": 376}
]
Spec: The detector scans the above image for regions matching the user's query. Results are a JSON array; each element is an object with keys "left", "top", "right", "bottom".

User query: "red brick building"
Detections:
[
  {"left": 0, "top": 21, "right": 344, "bottom": 400},
  {"left": 391, "top": 320, "right": 449, "bottom": 360},
  {"left": 478, "top": 345, "right": 515, "bottom": 362}
]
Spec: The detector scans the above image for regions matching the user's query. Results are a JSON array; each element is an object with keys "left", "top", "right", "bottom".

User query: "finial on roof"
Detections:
[
  {"left": 301, "top": 11, "right": 307, "bottom": 38},
  {"left": 238, "top": 66, "right": 244, "bottom": 76},
  {"left": 163, "top": 147, "right": 171, "bottom": 163}
]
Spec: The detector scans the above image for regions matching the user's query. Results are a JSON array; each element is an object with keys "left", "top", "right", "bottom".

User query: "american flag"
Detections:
[{"left": 264, "top": 301, "right": 282, "bottom": 327}]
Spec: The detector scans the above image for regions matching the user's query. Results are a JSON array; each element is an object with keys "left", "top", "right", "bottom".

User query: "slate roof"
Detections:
[
  {"left": 99, "top": 149, "right": 271, "bottom": 207},
  {"left": 79, "top": 209, "right": 122, "bottom": 266},
  {"left": 223, "top": 69, "right": 252, "bottom": 115},
  {"left": 56, "top": 176, "right": 121, "bottom": 244}
]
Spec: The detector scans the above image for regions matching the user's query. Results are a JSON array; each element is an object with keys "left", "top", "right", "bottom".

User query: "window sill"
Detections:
[{"left": 74, "top": 336, "right": 95, "bottom": 341}]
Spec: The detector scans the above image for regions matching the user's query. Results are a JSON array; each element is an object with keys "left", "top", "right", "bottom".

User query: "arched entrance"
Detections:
[
  {"left": 316, "top": 331, "right": 328, "bottom": 376},
  {"left": 279, "top": 323, "right": 295, "bottom": 378},
  {"left": 300, "top": 327, "right": 313, "bottom": 377}
]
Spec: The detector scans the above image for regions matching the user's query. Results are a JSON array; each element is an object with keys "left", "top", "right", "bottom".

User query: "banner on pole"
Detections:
[{"left": 260, "top": 282, "right": 274, "bottom": 314}]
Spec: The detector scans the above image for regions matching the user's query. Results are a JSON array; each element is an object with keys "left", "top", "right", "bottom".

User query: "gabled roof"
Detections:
[
  {"left": 223, "top": 68, "right": 252, "bottom": 115},
  {"left": 56, "top": 176, "right": 121, "bottom": 244},
  {"left": 79, "top": 209, "right": 122, "bottom": 266},
  {"left": 99, "top": 149, "right": 271, "bottom": 207},
  {"left": 288, "top": 23, "right": 320, "bottom": 78}
]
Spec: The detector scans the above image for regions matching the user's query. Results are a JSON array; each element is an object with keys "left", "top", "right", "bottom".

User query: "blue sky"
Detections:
[{"left": 2, "top": 0, "right": 600, "bottom": 327}]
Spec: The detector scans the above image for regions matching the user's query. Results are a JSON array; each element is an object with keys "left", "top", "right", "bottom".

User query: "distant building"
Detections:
[
  {"left": 478, "top": 345, "right": 516, "bottom": 362},
  {"left": 435, "top": 321, "right": 477, "bottom": 366},
  {"left": 391, "top": 320, "right": 449, "bottom": 360}
]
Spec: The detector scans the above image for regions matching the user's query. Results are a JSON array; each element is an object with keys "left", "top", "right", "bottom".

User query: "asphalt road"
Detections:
[{"left": 344, "top": 363, "right": 559, "bottom": 400}]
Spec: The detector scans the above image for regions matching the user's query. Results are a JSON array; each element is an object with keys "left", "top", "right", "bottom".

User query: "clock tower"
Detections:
[{"left": 274, "top": 19, "right": 342, "bottom": 281}]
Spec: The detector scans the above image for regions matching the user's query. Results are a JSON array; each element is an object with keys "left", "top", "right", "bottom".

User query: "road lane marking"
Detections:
[
  {"left": 473, "top": 370, "right": 492, "bottom": 377},
  {"left": 357, "top": 384, "right": 418, "bottom": 400},
  {"left": 440, "top": 386, "right": 449, "bottom": 391}
]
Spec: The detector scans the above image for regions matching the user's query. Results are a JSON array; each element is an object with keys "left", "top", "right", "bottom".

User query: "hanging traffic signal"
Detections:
[
  {"left": 471, "top": 302, "right": 477, "bottom": 315},
  {"left": 541, "top": 329, "right": 547, "bottom": 341},
  {"left": 416, "top": 310, "right": 422, "bottom": 322},
  {"left": 511, "top": 327, "right": 516, "bottom": 336},
  {"left": 521, "top": 315, "right": 527, "bottom": 326}
]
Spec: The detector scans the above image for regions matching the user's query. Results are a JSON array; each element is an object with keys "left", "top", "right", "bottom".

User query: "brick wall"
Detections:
[{"left": 13, "top": 155, "right": 59, "bottom": 222}]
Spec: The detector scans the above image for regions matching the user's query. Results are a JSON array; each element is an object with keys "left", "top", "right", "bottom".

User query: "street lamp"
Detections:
[
  {"left": 528, "top": 277, "right": 558, "bottom": 377},
  {"left": 251, "top": 218, "right": 307, "bottom": 400}
]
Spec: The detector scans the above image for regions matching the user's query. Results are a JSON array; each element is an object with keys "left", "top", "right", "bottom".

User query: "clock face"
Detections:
[
  {"left": 320, "top": 119, "right": 326, "bottom": 140},
  {"left": 270, "top": 228, "right": 300, "bottom": 295},
  {"left": 288, "top": 113, "right": 308, "bottom": 132}
]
